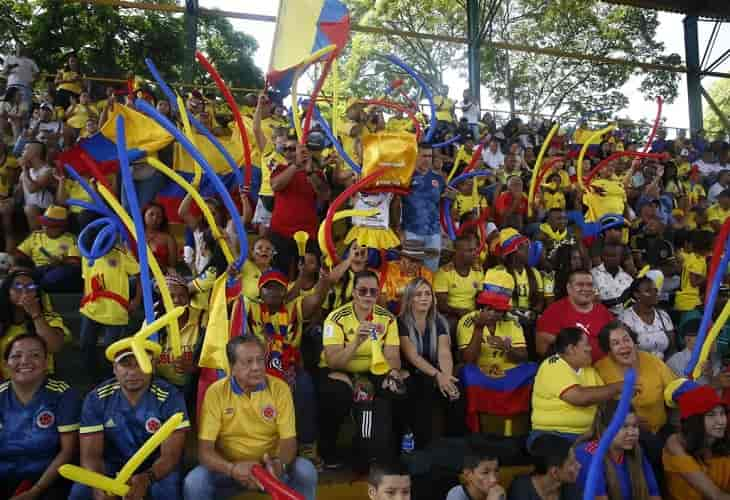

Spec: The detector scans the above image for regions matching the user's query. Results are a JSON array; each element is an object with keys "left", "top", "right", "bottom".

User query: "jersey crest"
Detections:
[
  {"left": 145, "top": 416, "right": 161, "bottom": 433},
  {"left": 36, "top": 410, "right": 55, "bottom": 429}
]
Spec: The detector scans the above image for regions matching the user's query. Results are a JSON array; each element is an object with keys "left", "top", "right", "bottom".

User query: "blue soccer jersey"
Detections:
[
  {"left": 79, "top": 377, "right": 190, "bottom": 472},
  {"left": 0, "top": 378, "right": 81, "bottom": 479}
]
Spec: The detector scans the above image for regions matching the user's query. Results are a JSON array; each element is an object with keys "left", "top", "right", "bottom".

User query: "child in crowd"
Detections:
[
  {"left": 446, "top": 445, "right": 505, "bottom": 500},
  {"left": 368, "top": 462, "right": 412, "bottom": 500},
  {"left": 674, "top": 230, "right": 712, "bottom": 316}
]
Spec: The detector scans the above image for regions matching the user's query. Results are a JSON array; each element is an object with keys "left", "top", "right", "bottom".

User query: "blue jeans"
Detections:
[
  {"left": 70, "top": 469, "right": 181, "bottom": 499},
  {"left": 79, "top": 315, "right": 126, "bottom": 377},
  {"left": 403, "top": 231, "right": 441, "bottom": 272},
  {"left": 9, "top": 84, "right": 32, "bottom": 117},
  {"left": 183, "top": 458, "right": 318, "bottom": 500}
]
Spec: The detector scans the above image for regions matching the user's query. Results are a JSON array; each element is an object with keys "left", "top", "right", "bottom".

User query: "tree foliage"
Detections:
[
  {"left": 336, "top": 0, "right": 680, "bottom": 119},
  {"left": 1, "top": 0, "right": 262, "bottom": 93},
  {"left": 703, "top": 79, "right": 730, "bottom": 134}
]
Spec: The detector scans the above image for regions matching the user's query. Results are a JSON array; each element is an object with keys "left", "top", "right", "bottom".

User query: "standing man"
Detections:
[
  {"left": 184, "top": 336, "right": 318, "bottom": 500},
  {"left": 269, "top": 133, "right": 331, "bottom": 277},
  {"left": 460, "top": 89, "right": 481, "bottom": 141},
  {"left": 71, "top": 342, "right": 190, "bottom": 500},
  {"left": 2, "top": 46, "right": 38, "bottom": 117},
  {"left": 401, "top": 145, "right": 445, "bottom": 272}
]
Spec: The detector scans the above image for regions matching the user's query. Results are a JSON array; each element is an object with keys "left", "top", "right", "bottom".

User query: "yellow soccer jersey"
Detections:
[{"left": 456, "top": 312, "right": 526, "bottom": 377}]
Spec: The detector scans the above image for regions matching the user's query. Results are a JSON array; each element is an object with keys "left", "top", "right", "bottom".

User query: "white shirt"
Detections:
[
  {"left": 481, "top": 148, "right": 504, "bottom": 169},
  {"left": 460, "top": 100, "right": 480, "bottom": 124},
  {"left": 590, "top": 263, "right": 633, "bottom": 315},
  {"left": 696, "top": 160, "right": 723, "bottom": 176},
  {"left": 352, "top": 192, "right": 392, "bottom": 229},
  {"left": 3, "top": 56, "right": 39, "bottom": 87},
  {"left": 619, "top": 306, "right": 673, "bottom": 360},
  {"left": 21, "top": 163, "right": 54, "bottom": 209},
  {"left": 708, "top": 182, "right": 727, "bottom": 204}
]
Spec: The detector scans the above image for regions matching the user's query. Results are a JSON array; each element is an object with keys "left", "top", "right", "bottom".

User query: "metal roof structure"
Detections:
[{"left": 603, "top": 0, "right": 730, "bottom": 21}]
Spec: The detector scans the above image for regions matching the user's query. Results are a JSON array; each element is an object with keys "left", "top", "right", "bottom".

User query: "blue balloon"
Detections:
[
  {"left": 382, "top": 54, "right": 437, "bottom": 144},
  {"left": 144, "top": 58, "right": 244, "bottom": 187},
  {"left": 116, "top": 116, "right": 155, "bottom": 327},
  {"left": 584, "top": 368, "right": 636, "bottom": 500},
  {"left": 528, "top": 240, "right": 543, "bottom": 268},
  {"left": 135, "top": 99, "right": 249, "bottom": 271},
  {"left": 685, "top": 230, "right": 730, "bottom": 377},
  {"left": 311, "top": 103, "right": 362, "bottom": 174},
  {"left": 443, "top": 170, "right": 494, "bottom": 241},
  {"left": 431, "top": 135, "right": 461, "bottom": 149}
]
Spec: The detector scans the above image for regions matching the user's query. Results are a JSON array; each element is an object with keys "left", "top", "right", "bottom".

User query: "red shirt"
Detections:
[
  {"left": 536, "top": 297, "right": 614, "bottom": 362},
  {"left": 495, "top": 191, "right": 528, "bottom": 225},
  {"left": 270, "top": 165, "right": 322, "bottom": 238}
]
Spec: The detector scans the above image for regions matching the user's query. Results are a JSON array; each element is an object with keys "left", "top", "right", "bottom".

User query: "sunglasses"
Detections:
[
  {"left": 12, "top": 283, "right": 39, "bottom": 291},
  {"left": 355, "top": 287, "right": 379, "bottom": 297}
]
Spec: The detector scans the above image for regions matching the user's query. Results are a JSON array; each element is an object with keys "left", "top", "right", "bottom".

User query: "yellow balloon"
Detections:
[
  {"left": 59, "top": 465, "right": 129, "bottom": 497},
  {"left": 291, "top": 44, "right": 337, "bottom": 141},
  {"left": 528, "top": 123, "right": 559, "bottom": 217},
  {"left": 176, "top": 94, "right": 202, "bottom": 189},
  {"left": 147, "top": 157, "right": 233, "bottom": 264},
  {"left": 693, "top": 298, "right": 730, "bottom": 380},
  {"left": 576, "top": 124, "right": 616, "bottom": 190},
  {"left": 318, "top": 208, "right": 380, "bottom": 266},
  {"left": 97, "top": 184, "right": 181, "bottom": 361},
  {"left": 293, "top": 230, "right": 309, "bottom": 258},
  {"left": 59, "top": 412, "right": 185, "bottom": 497},
  {"left": 105, "top": 338, "right": 162, "bottom": 363}
]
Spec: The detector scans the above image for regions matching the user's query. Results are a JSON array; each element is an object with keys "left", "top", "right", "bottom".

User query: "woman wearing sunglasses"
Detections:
[
  {"left": 0, "top": 270, "right": 68, "bottom": 379},
  {"left": 318, "top": 269, "right": 404, "bottom": 471}
]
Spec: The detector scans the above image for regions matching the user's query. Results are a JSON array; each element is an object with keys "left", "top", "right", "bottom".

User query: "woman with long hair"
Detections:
[
  {"left": 54, "top": 53, "right": 83, "bottom": 110},
  {"left": 663, "top": 385, "right": 730, "bottom": 500},
  {"left": 398, "top": 277, "right": 462, "bottom": 448},
  {"left": 143, "top": 202, "right": 178, "bottom": 273},
  {"left": 0, "top": 270, "right": 67, "bottom": 378},
  {"left": 574, "top": 400, "right": 661, "bottom": 499}
]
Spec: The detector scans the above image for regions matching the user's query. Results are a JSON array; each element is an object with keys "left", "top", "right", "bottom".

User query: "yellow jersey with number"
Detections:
[{"left": 456, "top": 312, "right": 526, "bottom": 377}]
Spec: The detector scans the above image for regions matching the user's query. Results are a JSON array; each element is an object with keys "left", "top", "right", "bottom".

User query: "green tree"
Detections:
[
  {"left": 703, "top": 79, "right": 730, "bottom": 134},
  {"left": 5, "top": 0, "right": 262, "bottom": 94}
]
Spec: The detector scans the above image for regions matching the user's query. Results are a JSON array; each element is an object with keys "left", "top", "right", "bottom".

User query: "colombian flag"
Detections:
[
  {"left": 460, "top": 363, "right": 537, "bottom": 433},
  {"left": 267, "top": 0, "right": 350, "bottom": 96}
]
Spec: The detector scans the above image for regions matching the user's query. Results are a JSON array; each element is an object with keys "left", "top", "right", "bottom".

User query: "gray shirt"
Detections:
[{"left": 666, "top": 348, "right": 721, "bottom": 385}]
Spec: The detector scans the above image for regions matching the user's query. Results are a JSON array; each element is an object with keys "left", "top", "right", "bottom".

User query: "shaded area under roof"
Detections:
[{"left": 603, "top": 0, "right": 730, "bottom": 20}]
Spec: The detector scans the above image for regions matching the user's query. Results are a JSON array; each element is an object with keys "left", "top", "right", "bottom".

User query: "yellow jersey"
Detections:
[
  {"left": 16, "top": 231, "right": 80, "bottom": 267},
  {"left": 675, "top": 251, "right": 706, "bottom": 312},
  {"left": 246, "top": 297, "right": 305, "bottom": 348},
  {"left": 433, "top": 264, "right": 483, "bottom": 311},
  {"left": 595, "top": 351, "right": 676, "bottom": 433},
  {"left": 0, "top": 154, "right": 19, "bottom": 198},
  {"left": 456, "top": 312, "right": 526, "bottom": 377},
  {"left": 80, "top": 246, "right": 140, "bottom": 325},
  {"left": 531, "top": 354, "right": 604, "bottom": 435},
  {"left": 386, "top": 117, "right": 413, "bottom": 133},
  {"left": 57, "top": 70, "right": 83, "bottom": 95},
  {"left": 707, "top": 204, "right": 730, "bottom": 225},
  {"left": 199, "top": 375, "right": 296, "bottom": 462},
  {"left": 583, "top": 178, "right": 626, "bottom": 221},
  {"left": 320, "top": 302, "right": 399, "bottom": 373},
  {"left": 542, "top": 190, "right": 566, "bottom": 210},
  {"left": 62, "top": 178, "right": 94, "bottom": 214},
  {"left": 454, "top": 193, "right": 488, "bottom": 217},
  {"left": 260, "top": 137, "right": 284, "bottom": 198},
  {"left": 156, "top": 307, "right": 206, "bottom": 387},
  {"left": 241, "top": 259, "right": 263, "bottom": 302},
  {"left": 508, "top": 266, "right": 544, "bottom": 310},
  {"left": 433, "top": 96, "right": 454, "bottom": 122}
]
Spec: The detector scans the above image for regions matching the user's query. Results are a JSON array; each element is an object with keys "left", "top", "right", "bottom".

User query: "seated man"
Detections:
[
  {"left": 446, "top": 445, "right": 505, "bottom": 500},
  {"left": 368, "top": 461, "right": 412, "bottom": 500},
  {"left": 15, "top": 204, "right": 82, "bottom": 293},
  {"left": 184, "top": 336, "right": 317, "bottom": 500},
  {"left": 71, "top": 342, "right": 190, "bottom": 500},
  {"left": 530, "top": 327, "right": 622, "bottom": 446},
  {"left": 434, "top": 233, "right": 483, "bottom": 329}
]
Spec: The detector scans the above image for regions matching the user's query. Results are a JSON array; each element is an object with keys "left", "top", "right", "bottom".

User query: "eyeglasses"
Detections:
[
  {"left": 12, "top": 283, "right": 38, "bottom": 292},
  {"left": 355, "top": 287, "right": 379, "bottom": 297}
]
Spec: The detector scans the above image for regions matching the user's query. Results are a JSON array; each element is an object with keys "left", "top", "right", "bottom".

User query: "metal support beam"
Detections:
[
  {"left": 704, "top": 48, "right": 730, "bottom": 76},
  {"left": 466, "top": 0, "right": 481, "bottom": 106},
  {"left": 684, "top": 15, "right": 704, "bottom": 134},
  {"left": 183, "top": 0, "right": 198, "bottom": 85}
]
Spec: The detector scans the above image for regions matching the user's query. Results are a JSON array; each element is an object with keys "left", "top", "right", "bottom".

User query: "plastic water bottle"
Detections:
[{"left": 401, "top": 429, "right": 415, "bottom": 454}]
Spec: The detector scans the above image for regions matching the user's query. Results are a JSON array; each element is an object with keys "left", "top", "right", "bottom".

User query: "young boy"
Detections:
[
  {"left": 446, "top": 446, "right": 505, "bottom": 500},
  {"left": 368, "top": 461, "right": 412, "bottom": 500},
  {"left": 674, "top": 230, "right": 712, "bottom": 314},
  {"left": 15, "top": 204, "right": 82, "bottom": 292}
]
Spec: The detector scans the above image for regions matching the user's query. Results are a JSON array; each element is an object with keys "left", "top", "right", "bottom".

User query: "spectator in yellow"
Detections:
[
  {"left": 240, "top": 237, "right": 274, "bottom": 301},
  {"left": 536, "top": 208, "right": 573, "bottom": 261},
  {"left": 0, "top": 270, "right": 68, "bottom": 378},
  {"left": 708, "top": 188, "right": 730, "bottom": 232},
  {"left": 663, "top": 385, "right": 730, "bottom": 500},
  {"left": 15, "top": 205, "right": 81, "bottom": 293},
  {"left": 674, "top": 230, "right": 712, "bottom": 314},
  {"left": 530, "top": 327, "right": 623, "bottom": 445},
  {"left": 435, "top": 233, "right": 483, "bottom": 328},
  {"left": 452, "top": 176, "right": 489, "bottom": 221},
  {"left": 54, "top": 53, "right": 83, "bottom": 110},
  {"left": 582, "top": 162, "right": 627, "bottom": 222},
  {"left": 538, "top": 173, "right": 567, "bottom": 211},
  {"left": 185, "top": 336, "right": 318, "bottom": 500},
  {"left": 497, "top": 228, "right": 544, "bottom": 320},
  {"left": 381, "top": 240, "right": 434, "bottom": 314},
  {"left": 64, "top": 91, "right": 98, "bottom": 145},
  {"left": 78, "top": 215, "right": 141, "bottom": 378},
  {"left": 0, "top": 141, "right": 19, "bottom": 251},
  {"left": 680, "top": 165, "right": 706, "bottom": 207}
]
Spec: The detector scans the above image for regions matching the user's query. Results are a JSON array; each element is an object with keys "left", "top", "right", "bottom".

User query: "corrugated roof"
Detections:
[{"left": 602, "top": 0, "right": 730, "bottom": 20}]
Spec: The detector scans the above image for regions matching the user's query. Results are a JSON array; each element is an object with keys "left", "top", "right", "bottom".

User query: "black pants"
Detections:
[
  {"left": 317, "top": 370, "right": 395, "bottom": 470},
  {"left": 394, "top": 373, "right": 466, "bottom": 451}
]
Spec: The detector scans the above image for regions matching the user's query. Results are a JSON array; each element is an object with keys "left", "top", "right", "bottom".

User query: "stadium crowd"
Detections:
[{"left": 2, "top": 46, "right": 730, "bottom": 500}]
